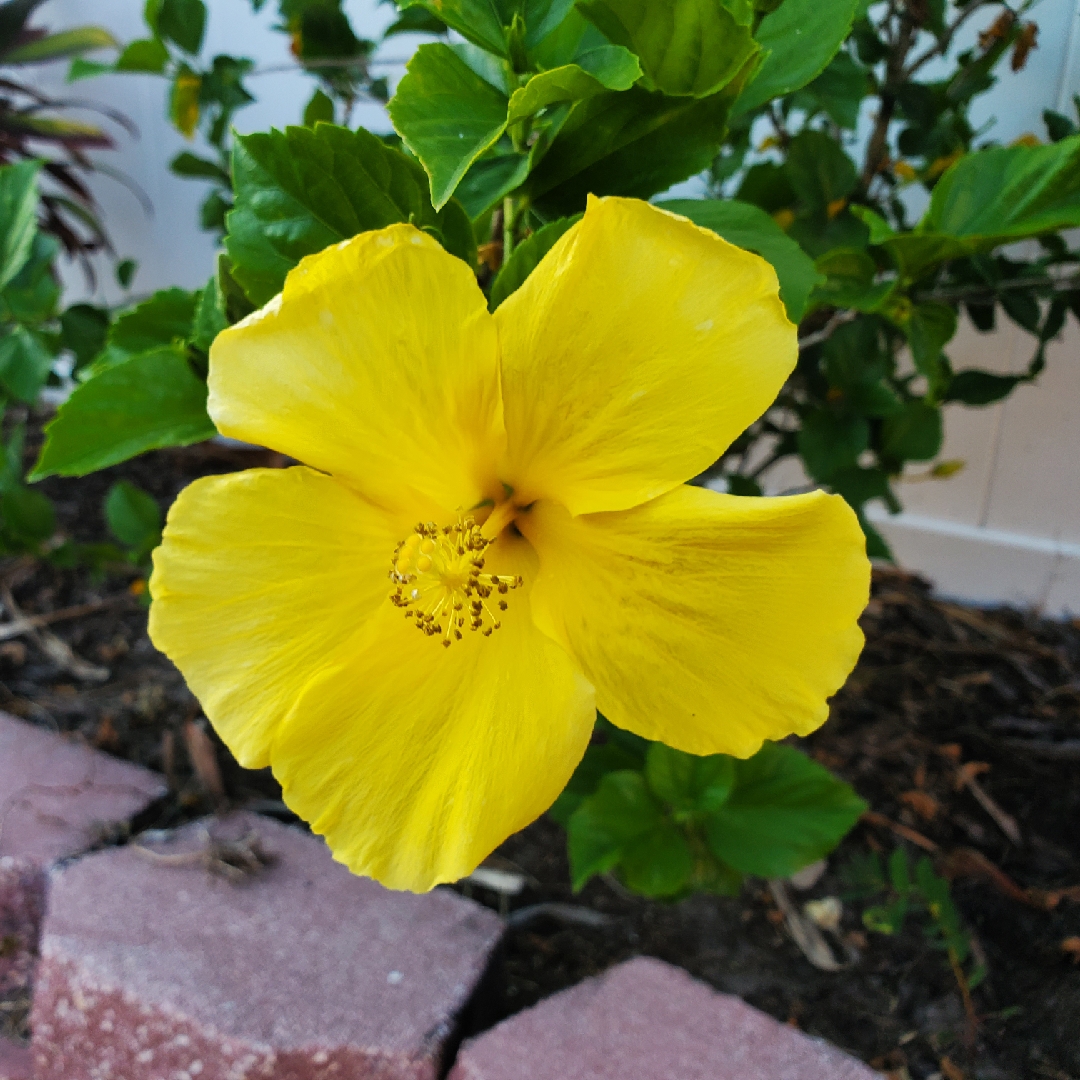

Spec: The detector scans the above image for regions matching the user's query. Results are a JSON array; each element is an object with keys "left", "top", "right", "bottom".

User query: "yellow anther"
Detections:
[{"left": 386, "top": 511, "right": 524, "bottom": 646}]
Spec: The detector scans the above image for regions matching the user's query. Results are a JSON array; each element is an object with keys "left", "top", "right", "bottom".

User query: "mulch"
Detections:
[{"left": 1, "top": 429, "right": 1077, "bottom": 1080}]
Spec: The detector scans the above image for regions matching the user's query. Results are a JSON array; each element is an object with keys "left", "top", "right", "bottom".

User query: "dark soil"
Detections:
[{"left": 2, "top": 430, "right": 1078, "bottom": 1080}]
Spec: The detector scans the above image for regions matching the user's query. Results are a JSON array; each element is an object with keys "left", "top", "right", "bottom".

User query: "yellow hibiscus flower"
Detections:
[{"left": 149, "top": 196, "right": 870, "bottom": 892}]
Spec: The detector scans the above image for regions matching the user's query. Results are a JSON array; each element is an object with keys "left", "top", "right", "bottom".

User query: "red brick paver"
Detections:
[
  {"left": 0, "top": 857, "right": 45, "bottom": 1001},
  {"left": 449, "top": 956, "right": 883, "bottom": 1080},
  {"left": 0, "top": 713, "right": 166, "bottom": 865},
  {"left": 0, "top": 1036, "right": 31, "bottom": 1080},
  {"left": 32, "top": 812, "right": 503, "bottom": 1080},
  {"left": 0, "top": 712, "right": 165, "bottom": 1005}
]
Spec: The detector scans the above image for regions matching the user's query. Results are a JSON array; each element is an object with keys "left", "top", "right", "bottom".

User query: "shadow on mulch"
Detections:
[{"left": 1, "top": 435, "right": 1078, "bottom": 1080}]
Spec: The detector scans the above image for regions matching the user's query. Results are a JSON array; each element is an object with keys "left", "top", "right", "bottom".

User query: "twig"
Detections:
[
  {"left": 130, "top": 827, "right": 275, "bottom": 882},
  {"left": 798, "top": 309, "right": 858, "bottom": 350},
  {"left": 1000, "top": 738, "right": 1080, "bottom": 762},
  {"left": 0, "top": 586, "right": 108, "bottom": 682},
  {"left": 860, "top": 9, "right": 917, "bottom": 190},
  {"left": 181, "top": 719, "right": 226, "bottom": 808},
  {"left": 767, "top": 879, "right": 846, "bottom": 971},
  {"left": 862, "top": 810, "right": 940, "bottom": 852},
  {"left": 966, "top": 778, "right": 1021, "bottom": 844},
  {"left": 507, "top": 903, "right": 614, "bottom": 930},
  {"left": 905, "top": 0, "right": 997, "bottom": 78},
  {"left": 954, "top": 762, "right": 1021, "bottom": 844},
  {"left": 0, "top": 595, "right": 129, "bottom": 642},
  {"left": 939, "top": 846, "right": 1062, "bottom": 910},
  {"left": 925, "top": 273, "right": 1080, "bottom": 303},
  {"left": 948, "top": 945, "right": 979, "bottom": 1049}
]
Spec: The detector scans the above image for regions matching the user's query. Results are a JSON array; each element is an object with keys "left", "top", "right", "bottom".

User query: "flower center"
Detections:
[{"left": 388, "top": 513, "right": 523, "bottom": 647}]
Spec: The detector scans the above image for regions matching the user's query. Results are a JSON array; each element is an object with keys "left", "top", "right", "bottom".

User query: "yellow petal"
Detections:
[
  {"left": 496, "top": 197, "right": 796, "bottom": 514},
  {"left": 270, "top": 535, "right": 596, "bottom": 892},
  {"left": 209, "top": 226, "right": 504, "bottom": 519},
  {"left": 148, "top": 467, "right": 400, "bottom": 769},
  {"left": 520, "top": 486, "right": 869, "bottom": 758}
]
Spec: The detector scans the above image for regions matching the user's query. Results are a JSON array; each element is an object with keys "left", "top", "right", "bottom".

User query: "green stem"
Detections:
[{"left": 503, "top": 196, "right": 516, "bottom": 262}]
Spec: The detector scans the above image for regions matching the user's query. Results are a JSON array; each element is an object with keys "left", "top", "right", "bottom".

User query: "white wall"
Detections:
[
  {"left": 26, "top": 0, "right": 1080, "bottom": 615},
  {"left": 37, "top": 0, "right": 407, "bottom": 300}
]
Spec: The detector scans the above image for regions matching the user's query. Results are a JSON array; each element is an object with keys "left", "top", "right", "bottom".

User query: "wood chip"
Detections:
[
  {"left": 182, "top": 720, "right": 226, "bottom": 805},
  {"left": 862, "top": 810, "right": 939, "bottom": 852},
  {"left": 768, "top": 880, "right": 846, "bottom": 972}
]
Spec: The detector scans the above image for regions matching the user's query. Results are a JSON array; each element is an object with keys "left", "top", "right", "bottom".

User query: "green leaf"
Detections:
[
  {"left": 303, "top": 88, "right": 335, "bottom": 127},
  {"left": 489, "top": 213, "right": 580, "bottom": 310},
  {"left": 2, "top": 26, "right": 118, "bottom": 63},
  {"left": 105, "top": 480, "right": 162, "bottom": 553},
  {"left": 725, "top": 474, "right": 762, "bottom": 496},
  {"left": 114, "top": 37, "right": 170, "bottom": 73},
  {"left": 226, "top": 123, "right": 476, "bottom": 306},
  {"left": 1, "top": 232, "right": 60, "bottom": 324},
  {"left": 118, "top": 36, "right": 169, "bottom": 73},
  {"left": 884, "top": 137, "right": 1080, "bottom": 280},
  {"left": 849, "top": 203, "right": 895, "bottom": 244},
  {"left": 528, "top": 79, "right": 745, "bottom": 216},
  {"left": 0, "top": 160, "right": 41, "bottom": 290},
  {"left": 619, "top": 821, "right": 695, "bottom": 897},
  {"left": 905, "top": 301, "right": 956, "bottom": 396},
  {"left": 215, "top": 253, "right": 255, "bottom": 325},
  {"left": 567, "top": 770, "right": 663, "bottom": 890},
  {"left": 944, "top": 369, "right": 1025, "bottom": 406},
  {"left": 398, "top": 0, "right": 508, "bottom": 57},
  {"left": 576, "top": 0, "right": 758, "bottom": 98},
  {"left": 568, "top": 767, "right": 696, "bottom": 899},
  {"left": 116, "top": 259, "right": 137, "bottom": 289},
  {"left": 880, "top": 401, "right": 943, "bottom": 463},
  {"left": 191, "top": 276, "right": 228, "bottom": 354},
  {"left": 94, "top": 288, "right": 198, "bottom": 371},
  {"left": 1044, "top": 108, "right": 1077, "bottom": 144},
  {"left": 784, "top": 129, "right": 857, "bottom": 210},
  {"left": 170, "top": 65, "right": 202, "bottom": 137},
  {"left": 734, "top": 0, "right": 860, "bottom": 116},
  {"left": 200, "top": 190, "right": 230, "bottom": 233},
  {"left": 820, "top": 320, "right": 901, "bottom": 418},
  {"left": 158, "top": 0, "right": 206, "bottom": 54},
  {"left": 1, "top": 486, "right": 55, "bottom": 545},
  {"left": 59, "top": 303, "right": 110, "bottom": 370},
  {"left": 388, "top": 43, "right": 510, "bottom": 210},
  {"left": 929, "top": 135, "right": 1080, "bottom": 239},
  {"left": 548, "top": 732, "right": 646, "bottom": 825},
  {"left": 644, "top": 742, "right": 735, "bottom": 813},
  {"left": 657, "top": 198, "right": 820, "bottom": 322},
  {"left": 30, "top": 348, "right": 216, "bottom": 480},
  {"left": 520, "top": 0, "right": 578, "bottom": 49},
  {"left": 0, "top": 423, "right": 25, "bottom": 494},
  {"left": 169, "top": 151, "right": 229, "bottom": 183},
  {"left": 506, "top": 54, "right": 641, "bottom": 124},
  {"left": 810, "top": 248, "right": 894, "bottom": 313},
  {"left": 705, "top": 742, "right": 866, "bottom": 878},
  {"left": 800, "top": 50, "right": 870, "bottom": 129},
  {"left": 830, "top": 465, "right": 900, "bottom": 515},
  {"left": 67, "top": 58, "right": 113, "bottom": 81},
  {"left": 384, "top": 5, "right": 449, "bottom": 37},
  {"left": 0, "top": 326, "right": 53, "bottom": 402},
  {"left": 798, "top": 409, "right": 868, "bottom": 482},
  {"left": 454, "top": 152, "right": 530, "bottom": 219}
]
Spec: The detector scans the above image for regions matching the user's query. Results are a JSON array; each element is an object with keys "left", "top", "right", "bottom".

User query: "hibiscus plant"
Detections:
[{"left": 5, "top": 0, "right": 1080, "bottom": 895}]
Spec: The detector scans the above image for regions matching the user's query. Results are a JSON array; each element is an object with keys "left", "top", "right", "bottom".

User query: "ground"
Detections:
[{"left": 1, "top": 430, "right": 1077, "bottom": 1080}]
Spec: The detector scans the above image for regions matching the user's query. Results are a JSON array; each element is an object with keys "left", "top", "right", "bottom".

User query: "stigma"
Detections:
[{"left": 388, "top": 514, "right": 523, "bottom": 647}]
